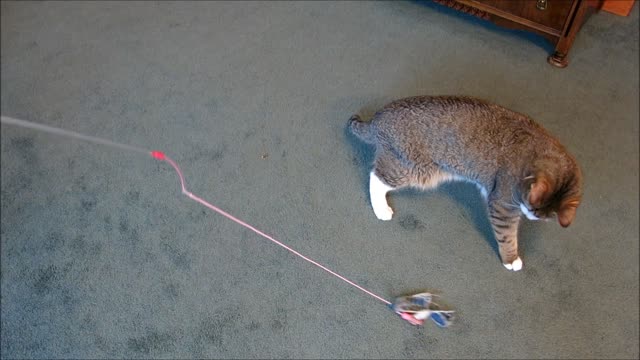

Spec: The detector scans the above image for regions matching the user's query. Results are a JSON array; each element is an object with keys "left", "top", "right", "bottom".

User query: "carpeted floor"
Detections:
[{"left": 1, "top": 1, "right": 638, "bottom": 359}]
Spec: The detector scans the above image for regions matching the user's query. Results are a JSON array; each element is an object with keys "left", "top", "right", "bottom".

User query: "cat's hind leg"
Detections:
[
  {"left": 370, "top": 171, "right": 395, "bottom": 220},
  {"left": 369, "top": 153, "right": 411, "bottom": 221}
]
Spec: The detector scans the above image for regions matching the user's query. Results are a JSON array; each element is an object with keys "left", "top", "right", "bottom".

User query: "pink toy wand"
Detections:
[{"left": 1, "top": 115, "right": 454, "bottom": 328}]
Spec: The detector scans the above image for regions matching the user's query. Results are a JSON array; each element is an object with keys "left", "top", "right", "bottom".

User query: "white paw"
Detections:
[
  {"left": 503, "top": 257, "right": 523, "bottom": 271},
  {"left": 373, "top": 205, "right": 394, "bottom": 221}
]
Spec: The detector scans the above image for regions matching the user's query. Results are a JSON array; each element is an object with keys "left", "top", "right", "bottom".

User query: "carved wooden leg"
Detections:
[
  {"left": 548, "top": 51, "right": 569, "bottom": 68},
  {"left": 548, "top": 0, "right": 601, "bottom": 68}
]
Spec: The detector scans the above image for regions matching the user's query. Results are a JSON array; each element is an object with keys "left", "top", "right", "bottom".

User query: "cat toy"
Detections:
[
  {"left": 390, "top": 292, "right": 455, "bottom": 327},
  {"left": 0, "top": 115, "right": 455, "bottom": 328}
]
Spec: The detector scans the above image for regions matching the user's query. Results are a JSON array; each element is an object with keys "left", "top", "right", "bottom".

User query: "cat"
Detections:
[{"left": 348, "top": 95, "right": 583, "bottom": 271}]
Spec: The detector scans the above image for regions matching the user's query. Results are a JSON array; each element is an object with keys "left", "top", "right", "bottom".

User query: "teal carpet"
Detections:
[{"left": 2, "top": 1, "right": 638, "bottom": 358}]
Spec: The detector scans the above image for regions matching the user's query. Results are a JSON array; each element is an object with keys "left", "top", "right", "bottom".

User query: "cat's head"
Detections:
[{"left": 521, "top": 163, "right": 583, "bottom": 227}]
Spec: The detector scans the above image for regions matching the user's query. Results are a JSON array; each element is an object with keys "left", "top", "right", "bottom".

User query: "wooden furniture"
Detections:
[
  {"left": 433, "top": 0, "right": 603, "bottom": 68},
  {"left": 601, "top": 0, "right": 635, "bottom": 16}
]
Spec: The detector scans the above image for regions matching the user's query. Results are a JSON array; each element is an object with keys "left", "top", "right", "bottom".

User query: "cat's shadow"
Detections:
[
  {"left": 438, "top": 182, "right": 499, "bottom": 257},
  {"left": 437, "top": 183, "right": 542, "bottom": 259},
  {"left": 392, "top": 182, "right": 500, "bottom": 258}
]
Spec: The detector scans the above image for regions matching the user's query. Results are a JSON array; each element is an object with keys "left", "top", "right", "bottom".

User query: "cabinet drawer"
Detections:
[{"left": 472, "top": 0, "right": 575, "bottom": 31}]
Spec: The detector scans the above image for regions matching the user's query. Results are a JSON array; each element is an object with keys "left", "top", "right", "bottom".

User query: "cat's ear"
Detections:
[
  {"left": 528, "top": 175, "right": 550, "bottom": 208},
  {"left": 558, "top": 200, "right": 579, "bottom": 228}
]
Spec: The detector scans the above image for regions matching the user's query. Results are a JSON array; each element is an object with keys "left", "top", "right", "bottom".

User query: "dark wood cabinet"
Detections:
[{"left": 433, "top": 0, "right": 603, "bottom": 67}]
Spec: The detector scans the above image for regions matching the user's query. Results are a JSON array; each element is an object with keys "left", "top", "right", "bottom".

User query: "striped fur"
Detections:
[{"left": 350, "top": 96, "right": 583, "bottom": 271}]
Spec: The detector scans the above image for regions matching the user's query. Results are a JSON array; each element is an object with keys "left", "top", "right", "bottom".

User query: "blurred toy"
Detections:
[{"left": 391, "top": 292, "right": 455, "bottom": 327}]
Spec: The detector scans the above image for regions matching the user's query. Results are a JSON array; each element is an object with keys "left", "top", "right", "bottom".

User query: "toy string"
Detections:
[{"left": 0, "top": 115, "right": 392, "bottom": 306}]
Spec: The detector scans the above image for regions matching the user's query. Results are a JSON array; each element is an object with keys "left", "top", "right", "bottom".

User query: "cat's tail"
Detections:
[{"left": 348, "top": 114, "right": 376, "bottom": 144}]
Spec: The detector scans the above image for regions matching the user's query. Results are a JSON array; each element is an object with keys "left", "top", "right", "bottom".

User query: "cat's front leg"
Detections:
[
  {"left": 488, "top": 202, "right": 523, "bottom": 271},
  {"left": 369, "top": 171, "right": 394, "bottom": 220}
]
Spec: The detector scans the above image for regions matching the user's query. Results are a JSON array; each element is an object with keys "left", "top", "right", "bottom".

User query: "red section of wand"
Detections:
[{"left": 150, "top": 151, "right": 166, "bottom": 160}]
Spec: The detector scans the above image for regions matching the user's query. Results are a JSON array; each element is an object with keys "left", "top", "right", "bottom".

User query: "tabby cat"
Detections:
[{"left": 348, "top": 96, "right": 583, "bottom": 271}]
